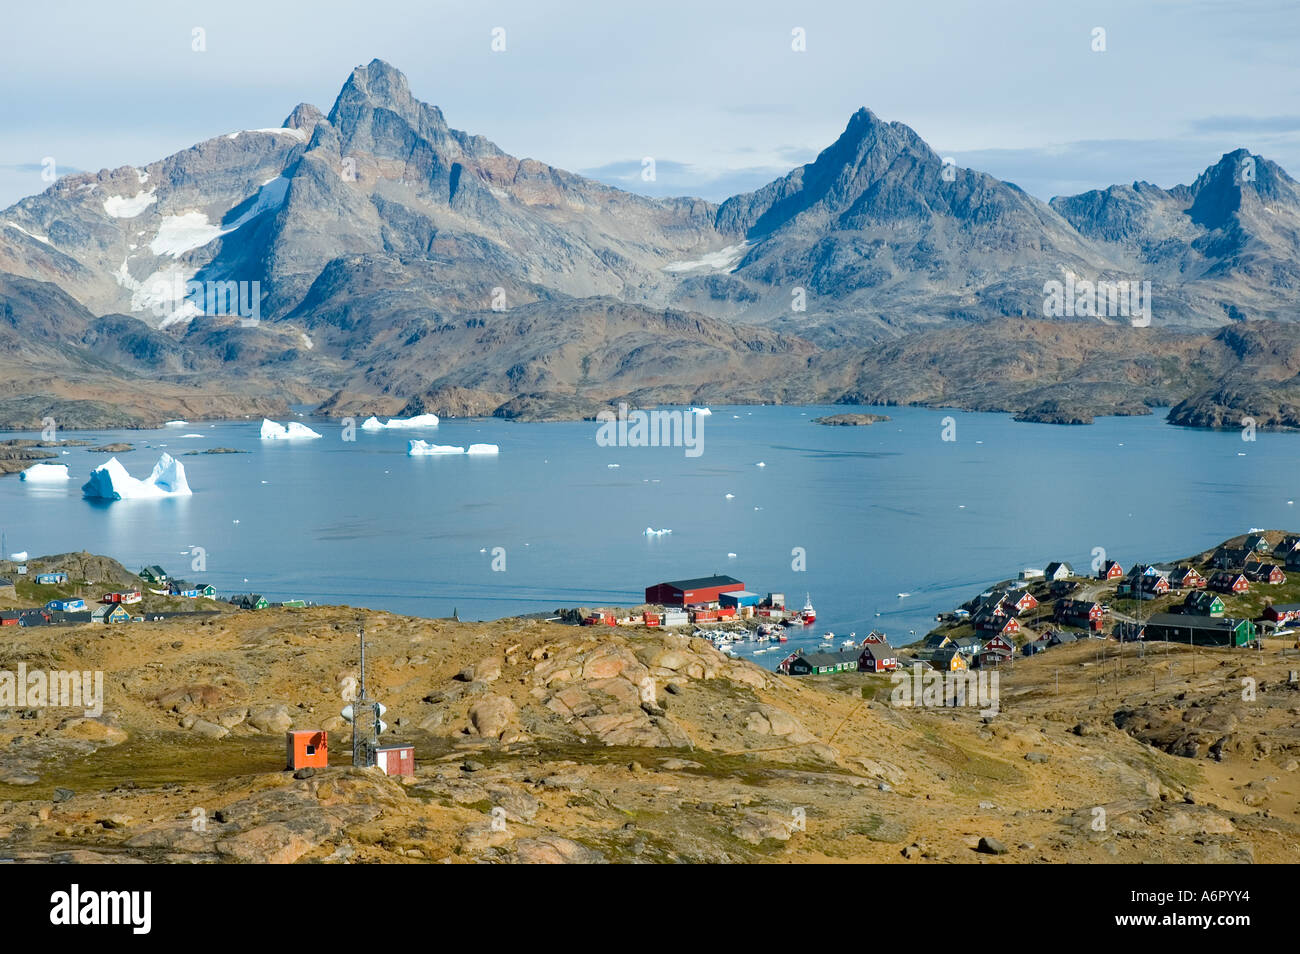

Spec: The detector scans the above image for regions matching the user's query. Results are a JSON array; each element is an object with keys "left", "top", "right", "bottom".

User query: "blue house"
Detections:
[
  {"left": 35, "top": 572, "right": 69, "bottom": 585},
  {"left": 46, "top": 598, "right": 87, "bottom": 613}
]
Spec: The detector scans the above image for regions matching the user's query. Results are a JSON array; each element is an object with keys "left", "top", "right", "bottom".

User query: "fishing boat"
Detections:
[{"left": 800, "top": 594, "right": 816, "bottom": 624}]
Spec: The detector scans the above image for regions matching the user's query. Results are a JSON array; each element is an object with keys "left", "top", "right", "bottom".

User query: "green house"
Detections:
[
  {"left": 231, "top": 594, "right": 269, "bottom": 610},
  {"left": 139, "top": 565, "right": 168, "bottom": 584},
  {"left": 1143, "top": 613, "right": 1255, "bottom": 647},
  {"left": 1184, "top": 591, "right": 1226, "bottom": 617},
  {"left": 196, "top": 584, "right": 217, "bottom": 597},
  {"left": 788, "top": 650, "right": 860, "bottom": 675}
]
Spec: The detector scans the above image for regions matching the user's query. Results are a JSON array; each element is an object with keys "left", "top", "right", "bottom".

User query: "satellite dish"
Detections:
[
  {"left": 341, "top": 704, "right": 354, "bottom": 721},
  {"left": 374, "top": 702, "right": 387, "bottom": 717}
]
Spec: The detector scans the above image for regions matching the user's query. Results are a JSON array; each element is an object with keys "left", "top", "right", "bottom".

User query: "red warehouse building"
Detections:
[{"left": 645, "top": 575, "right": 744, "bottom": 607}]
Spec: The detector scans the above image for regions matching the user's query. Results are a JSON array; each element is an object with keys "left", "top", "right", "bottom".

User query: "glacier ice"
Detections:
[
  {"left": 82, "top": 453, "right": 193, "bottom": 500},
  {"left": 408, "top": 440, "right": 465, "bottom": 456},
  {"left": 364, "top": 413, "right": 440, "bottom": 430},
  {"left": 20, "top": 462, "right": 70, "bottom": 482},
  {"left": 260, "top": 418, "right": 322, "bottom": 440}
]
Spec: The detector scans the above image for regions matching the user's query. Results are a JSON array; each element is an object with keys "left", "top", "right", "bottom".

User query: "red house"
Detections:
[
  {"left": 977, "top": 615, "right": 1021, "bottom": 636},
  {"left": 1246, "top": 562, "right": 1286, "bottom": 585},
  {"left": 1264, "top": 602, "right": 1300, "bottom": 623},
  {"left": 1005, "top": 591, "right": 1039, "bottom": 614},
  {"left": 644, "top": 575, "right": 745, "bottom": 607},
  {"left": 857, "top": 641, "right": 898, "bottom": 673},
  {"left": 1099, "top": 560, "right": 1125, "bottom": 580},
  {"left": 1168, "top": 566, "right": 1206, "bottom": 589},
  {"left": 1209, "top": 572, "right": 1250, "bottom": 594},
  {"left": 1055, "top": 599, "right": 1104, "bottom": 630},
  {"left": 983, "top": 633, "right": 1016, "bottom": 654}
]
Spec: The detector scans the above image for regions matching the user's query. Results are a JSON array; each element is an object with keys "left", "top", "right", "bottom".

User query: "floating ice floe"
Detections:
[
  {"left": 181, "top": 433, "right": 203, "bottom": 438},
  {"left": 82, "top": 453, "right": 192, "bottom": 500},
  {"left": 724, "top": 493, "right": 735, "bottom": 499},
  {"left": 260, "top": 419, "right": 322, "bottom": 440},
  {"left": 755, "top": 462, "right": 765, "bottom": 467},
  {"left": 164, "top": 420, "right": 187, "bottom": 427},
  {"left": 689, "top": 406, "right": 712, "bottom": 416},
  {"left": 362, "top": 413, "right": 440, "bottom": 430},
  {"left": 467, "top": 444, "right": 499, "bottom": 455},
  {"left": 607, "top": 463, "right": 620, "bottom": 469},
  {"left": 408, "top": 441, "right": 465, "bottom": 456},
  {"left": 727, "top": 552, "right": 737, "bottom": 558},
  {"left": 20, "top": 462, "right": 70, "bottom": 482},
  {"left": 643, "top": 527, "right": 672, "bottom": 536}
]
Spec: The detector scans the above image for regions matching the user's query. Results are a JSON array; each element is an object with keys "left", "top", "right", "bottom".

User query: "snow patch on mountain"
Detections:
[
  {"left": 103, "top": 190, "right": 157, "bottom": 218},
  {"left": 663, "top": 242, "right": 749, "bottom": 273},
  {"left": 4, "top": 222, "right": 51, "bottom": 244}
]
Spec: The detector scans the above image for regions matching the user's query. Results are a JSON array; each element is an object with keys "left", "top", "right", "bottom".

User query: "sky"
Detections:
[{"left": 2, "top": 0, "right": 1299, "bottom": 209}]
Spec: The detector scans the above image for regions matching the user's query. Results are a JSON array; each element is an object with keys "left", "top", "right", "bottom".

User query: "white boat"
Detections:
[{"left": 841, "top": 639, "right": 856, "bottom": 649}]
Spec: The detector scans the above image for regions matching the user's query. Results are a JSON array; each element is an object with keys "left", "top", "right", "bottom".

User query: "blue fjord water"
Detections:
[{"left": 1, "top": 405, "right": 1296, "bottom": 668}]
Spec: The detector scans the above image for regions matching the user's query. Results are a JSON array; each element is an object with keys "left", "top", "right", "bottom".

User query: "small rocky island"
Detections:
[
  {"left": 87, "top": 443, "right": 134, "bottom": 453},
  {"left": 812, "top": 413, "right": 892, "bottom": 426},
  {"left": 182, "top": 447, "right": 248, "bottom": 455}
]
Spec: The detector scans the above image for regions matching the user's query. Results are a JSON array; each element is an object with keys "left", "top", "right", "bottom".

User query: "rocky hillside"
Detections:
[{"left": 0, "top": 603, "right": 1295, "bottom": 863}]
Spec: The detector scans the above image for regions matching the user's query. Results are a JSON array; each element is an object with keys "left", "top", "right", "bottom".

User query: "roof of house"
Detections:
[
  {"left": 1045, "top": 561, "right": 1072, "bottom": 575},
  {"left": 859, "top": 640, "right": 893, "bottom": 655},
  {"left": 1267, "top": 602, "right": 1300, "bottom": 613},
  {"left": 1144, "top": 613, "right": 1250, "bottom": 632},
  {"left": 659, "top": 575, "right": 743, "bottom": 591},
  {"left": 1185, "top": 590, "right": 1223, "bottom": 608},
  {"left": 796, "top": 651, "right": 857, "bottom": 668}
]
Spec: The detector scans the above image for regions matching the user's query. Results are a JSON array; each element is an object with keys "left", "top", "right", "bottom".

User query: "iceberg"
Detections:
[
  {"left": 20, "top": 462, "right": 71, "bottom": 482},
  {"left": 9, "top": 551, "right": 28, "bottom": 561},
  {"left": 643, "top": 527, "right": 672, "bottom": 536},
  {"left": 466, "top": 443, "right": 499, "bottom": 455},
  {"left": 82, "top": 453, "right": 192, "bottom": 500},
  {"left": 408, "top": 440, "right": 465, "bottom": 456},
  {"left": 370, "top": 413, "right": 440, "bottom": 429},
  {"left": 260, "top": 418, "right": 322, "bottom": 440},
  {"left": 689, "top": 406, "right": 712, "bottom": 416}
]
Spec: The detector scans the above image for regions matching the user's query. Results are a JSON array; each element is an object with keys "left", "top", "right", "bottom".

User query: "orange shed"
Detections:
[{"left": 286, "top": 730, "right": 328, "bottom": 770}]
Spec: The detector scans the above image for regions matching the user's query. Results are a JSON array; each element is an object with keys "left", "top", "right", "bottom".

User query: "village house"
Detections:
[
  {"left": 34, "top": 571, "right": 68, "bottom": 585},
  {"left": 139, "top": 565, "right": 169, "bottom": 584},
  {"left": 229, "top": 594, "right": 269, "bottom": 611},
  {"left": 1183, "top": 590, "right": 1226, "bottom": 616},
  {"left": 0, "top": 611, "right": 20, "bottom": 627},
  {"left": 857, "top": 640, "right": 898, "bottom": 673},
  {"left": 1211, "top": 547, "right": 1254, "bottom": 570},
  {"left": 1273, "top": 536, "right": 1300, "bottom": 558},
  {"left": 1208, "top": 571, "right": 1250, "bottom": 595},
  {"left": 1244, "top": 533, "right": 1272, "bottom": 553},
  {"left": 930, "top": 648, "right": 970, "bottom": 671},
  {"left": 1263, "top": 602, "right": 1300, "bottom": 624},
  {"left": 1054, "top": 598, "right": 1104, "bottom": 630},
  {"left": 786, "top": 650, "right": 859, "bottom": 676},
  {"left": 1164, "top": 565, "right": 1207, "bottom": 589},
  {"left": 1043, "top": 561, "right": 1073, "bottom": 582},
  {"left": 976, "top": 614, "right": 1021, "bottom": 636},
  {"left": 976, "top": 632, "right": 1016, "bottom": 668},
  {"left": 18, "top": 609, "right": 51, "bottom": 627},
  {"left": 860, "top": 630, "right": 888, "bottom": 644},
  {"left": 1244, "top": 561, "right": 1287, "bottom": 585},
  {"left": 45, "top": 598, "right": 87, "bottom": 613},
  {"left": 1098, "top": 559, "right": 1125, "bottom": 580},
  {"left": 91, "top": 604, "right": 131, "bottom": 624},
  {"left": 1285, "top": 550, "right": 1300, "bottom": 572},
  {"left": 1047, "top": 630, "right": 1082, "bottom": 647},
  {"left": 1141, "top": 613, "right": 1256, "bottom": 648}
]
